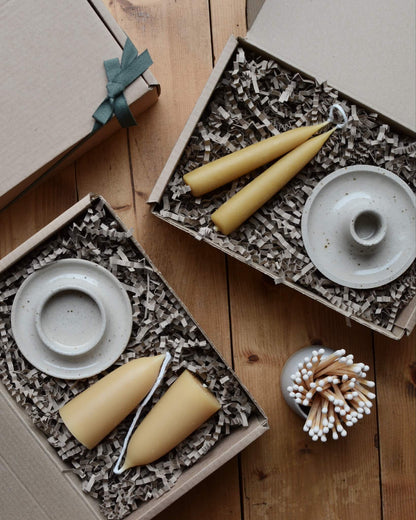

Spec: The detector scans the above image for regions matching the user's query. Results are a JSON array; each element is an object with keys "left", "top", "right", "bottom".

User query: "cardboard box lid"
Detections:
[
  {"left": 1, "top": 0, "right": 157, "bottom": 204},
  {"left": 246, "top": 0, "right": 416, "bottom": 133}
]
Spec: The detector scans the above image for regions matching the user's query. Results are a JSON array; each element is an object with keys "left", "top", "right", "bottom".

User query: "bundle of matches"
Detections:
[{"left": 287, "top": 348, "right": 376, "bottom": 442}]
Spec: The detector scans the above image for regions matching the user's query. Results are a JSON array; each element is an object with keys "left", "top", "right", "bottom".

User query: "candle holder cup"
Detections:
[{"left": 35, "top": 284, "right": 107, "bottom": 357}]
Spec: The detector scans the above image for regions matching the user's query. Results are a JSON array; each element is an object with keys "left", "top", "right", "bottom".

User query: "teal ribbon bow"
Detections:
[{"left": 92, "top": 38, "right": 153, "bottom": 131}]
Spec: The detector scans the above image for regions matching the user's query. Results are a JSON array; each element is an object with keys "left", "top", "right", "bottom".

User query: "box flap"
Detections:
[
  {"left": 246, "top": 0, "right": 416, "bottom": 133},
  {"left": 1, "top": 383, "right": 103, "bottom": 520}
]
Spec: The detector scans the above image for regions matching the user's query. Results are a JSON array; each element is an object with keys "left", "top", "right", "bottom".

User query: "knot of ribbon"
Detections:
[{"left": 92, "top": 38, "right": 153, "bottom": 132}]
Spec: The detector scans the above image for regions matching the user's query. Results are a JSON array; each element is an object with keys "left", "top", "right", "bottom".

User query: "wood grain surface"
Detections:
[{"left": 1, "top": 1, "right": 414, "bottom": 519}]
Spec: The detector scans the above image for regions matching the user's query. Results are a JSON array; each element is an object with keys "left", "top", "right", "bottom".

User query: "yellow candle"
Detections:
[
  {"left": 59, "top": 355, "right": 166, "bottom": 449},
  {"left": 211, "top": 129, "right": 335, "bottom": 235},
  {"left": 183, "top": 122, "right": 329, "bottom": 197},
  {"left": 120, "top": 370, "right": 221, "bottom": 470}
]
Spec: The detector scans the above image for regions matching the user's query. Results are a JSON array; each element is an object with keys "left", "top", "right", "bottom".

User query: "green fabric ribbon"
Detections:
[{"left": 92, "top": 38, "right": 153, "bottom": 131}]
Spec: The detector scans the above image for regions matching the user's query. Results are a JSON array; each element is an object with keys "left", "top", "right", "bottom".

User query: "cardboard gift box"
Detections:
[
  {"left": 148, "top": 0, "right": 416, "bottom": 341},
  {"left": 0, "top": 195, "right": 268, "bottom": 520},
  {"left": 0, "top": 0, "right": 160, "bottom": 210}
]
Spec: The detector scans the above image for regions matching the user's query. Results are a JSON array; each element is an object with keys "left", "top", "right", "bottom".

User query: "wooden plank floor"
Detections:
[{"left": 1, "top": 1, "right": 415, "bottom": 519}]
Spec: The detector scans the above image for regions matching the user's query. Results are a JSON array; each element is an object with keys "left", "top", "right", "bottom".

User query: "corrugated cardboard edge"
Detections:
[
  {"left": 147, "top": 35, "right": 414, "bottom": 340},
  {"left": 131, "top": 416, "right": 267, "bottom": 520},
  {"left": 394, "top": 295, "right": 416, "bottom": 335},
  {"left": 0, "top": 196, "right": 92, "bottom": 273},
  {"left": 1, "top": 193, "right": 269, "bottom": 520}
]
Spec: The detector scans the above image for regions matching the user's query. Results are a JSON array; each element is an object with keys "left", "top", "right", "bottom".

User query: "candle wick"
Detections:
[
  {"left": 113, "top": 351, "right": 172, "bottom": 474},
  {"left": 327, "top": 103, "right": 348, "bottom": 130}
]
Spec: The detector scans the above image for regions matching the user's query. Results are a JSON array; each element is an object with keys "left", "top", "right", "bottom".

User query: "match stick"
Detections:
[{"left": 287, "top": 347, "right": 375, "bottom": 442}]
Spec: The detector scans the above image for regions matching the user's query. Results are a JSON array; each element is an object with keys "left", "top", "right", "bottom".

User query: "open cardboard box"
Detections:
[
  {"left": 148, "top": 0, "right": 416, "bottom": 341},
  {"left": 0, "top": 0, "right": 160, "bottom": 210},
  {"left": 0, "top": 195, "right": 268, "bottom": 520}
]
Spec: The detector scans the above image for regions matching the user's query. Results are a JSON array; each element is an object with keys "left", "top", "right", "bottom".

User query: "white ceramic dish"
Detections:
[
  {"left": 301, "top": 165, "right": 416, "bottom": 289},
  {"left": 11, "top": 259, "right": 133, "bottom": 379}
]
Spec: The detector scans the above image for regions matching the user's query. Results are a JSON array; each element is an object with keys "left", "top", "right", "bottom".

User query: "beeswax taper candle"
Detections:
[
  {"left": 211, "top": 128, "right": 335, "bottom": 235},
  {"left": 59, "top": 354, "right": 166, "bottom": 449},
  {"left": 120, "top": 369, "right": 221, "bottom": 470},
  {"left": 183, "top": 122, "right": 329, "bottom": 197}
]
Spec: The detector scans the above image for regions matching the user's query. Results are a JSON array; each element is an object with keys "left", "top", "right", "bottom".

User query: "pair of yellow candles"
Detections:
[
  {"left": 183, "top": 121, "right": 336, "bottom": 235},
  {"left": 59, "top": 354, "right": 221, "bottom": 471}
]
